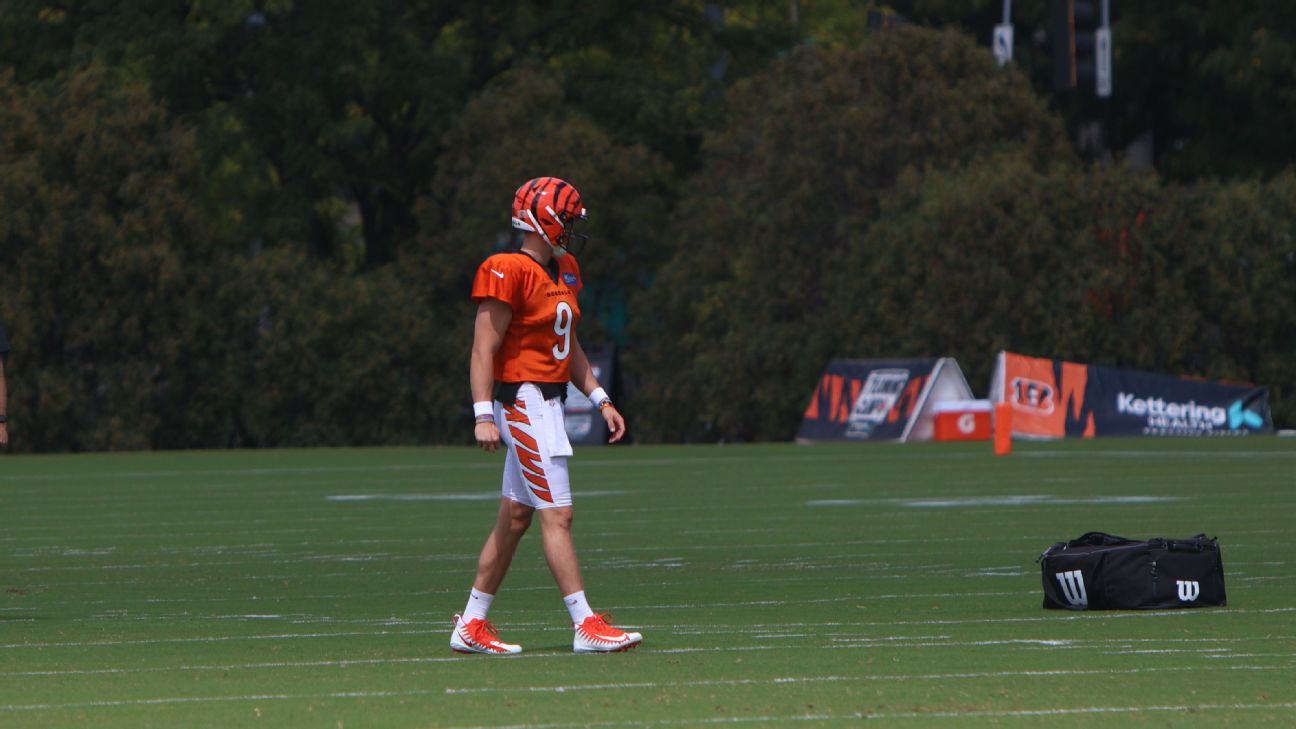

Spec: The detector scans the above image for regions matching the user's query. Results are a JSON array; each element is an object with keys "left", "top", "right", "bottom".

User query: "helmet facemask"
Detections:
[{"left": 552, "top": 206, "right": 588, "bottom": 258}]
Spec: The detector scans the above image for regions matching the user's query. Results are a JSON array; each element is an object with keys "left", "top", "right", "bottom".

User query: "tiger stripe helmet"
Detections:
[{"left": 511, "top": 177, "right": 588, "bottom": 257}]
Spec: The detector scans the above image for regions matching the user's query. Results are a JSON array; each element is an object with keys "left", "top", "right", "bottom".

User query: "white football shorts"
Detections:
[{"left": 495, "top": 383, "right": 573, "bottom": 509}]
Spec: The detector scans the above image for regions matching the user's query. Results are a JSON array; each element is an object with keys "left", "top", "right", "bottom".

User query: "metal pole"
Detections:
[
  {"left": 1003, "top": 0, "right": 1013, "bottom": 25},
  {"left": 993, "top": 0, "right": 1015, "bottom": 66},
  {"left": 1096, "top": 0, "right": 1112, "bottom": 97}
]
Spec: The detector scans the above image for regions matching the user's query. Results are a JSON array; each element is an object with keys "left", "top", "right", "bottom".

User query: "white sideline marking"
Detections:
[
  {"left": 0, "top": 463, "right": 490, "bottom": 483},
  {"left": 1018, "top": 449, "right": 1296, "bottom": 460},
  {"left": 1, "top": 656, "right": 522, "bottom": 677},
  {"left": 0, "top": 629, "right": 442, "bottom": 650},
  {"left": 442, "top": 665, "right": 1292, "bottom": 695},
  {"left": 0, "top": 648, "right": 788, "bottom": 678},
  {"left": 0, "top": 453, "right": 868, "bottom": 484},
  {"left": 436, "top": 700, "right": 1296, "bottom": 729},
  {"left": 808, "top": 495, "right": 1181, "bottom": 508},
  {"left": 5, "top": 671, "right": 1293, "bottom": 714},
  {"left": 7, "top": 609, "right": 1294, "bottom": 651},
  {"left": 1, "top": 641, "right": 1290, "bottom": 679},
  {"left": 327, "top": 490, "right": 625, "bottom": 502},
  {"left": 865, "top": 702, "right": 1296, "bottom": 720}
]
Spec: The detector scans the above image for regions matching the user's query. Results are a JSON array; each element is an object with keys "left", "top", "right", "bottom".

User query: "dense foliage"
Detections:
[
  {"left": 631, "top": 28, "right": 1069, "bottom": 441},
  {"left": 0, "top": 5, "right": 1293, "bottom": 450}
]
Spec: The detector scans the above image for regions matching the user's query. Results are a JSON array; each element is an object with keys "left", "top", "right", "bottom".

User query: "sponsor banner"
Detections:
[
  {"left": 563, "top": 346, "right": 615, "bottom": 446},
  {"left": 797, "top": 358, "right": 973, "bottom": 442},
  {"left": 989, "top": 351, "right": 1273, "bottom": 438}
]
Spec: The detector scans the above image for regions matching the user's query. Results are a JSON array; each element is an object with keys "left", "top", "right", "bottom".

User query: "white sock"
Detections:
[
  {"left": 463, "top": 588, "right": 494, "bottom": 623},
  {"left": 563, "top": 590, "right": 594, "bottom": 624}
]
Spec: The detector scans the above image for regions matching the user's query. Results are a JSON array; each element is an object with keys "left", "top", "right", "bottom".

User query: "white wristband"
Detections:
[
  {"left": 473, "top": 401, "right": 494, "bottom": 418},
  {"left": 588, "top": 387, "right": 610, "bottom": 408}
]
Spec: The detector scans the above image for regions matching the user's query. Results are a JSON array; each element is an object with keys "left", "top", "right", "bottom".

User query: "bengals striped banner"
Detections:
[
  {"left": 797, "top": 358, "right": 969, "bottom": 442},
  {"left": 990, "top": 351, "right": 1273, "bottom": 439}
]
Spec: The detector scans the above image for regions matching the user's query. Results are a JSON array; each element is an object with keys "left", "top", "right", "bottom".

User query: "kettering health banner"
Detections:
[{"left": 989, "top": 351, "right": 1274, "bottom": 438}]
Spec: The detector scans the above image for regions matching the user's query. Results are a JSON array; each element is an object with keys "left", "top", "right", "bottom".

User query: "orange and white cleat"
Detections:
[
  {"left": 573, "top": 613, "right": 642, "bottom": 653},
  {"left": 450, "top": 614, "right": 522, "bottom": 655}
]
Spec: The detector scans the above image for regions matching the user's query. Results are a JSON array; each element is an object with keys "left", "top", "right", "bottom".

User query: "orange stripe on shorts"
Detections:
[
  {"left": 521, "top": 468, "right": 553, "bottom": 502},
  {"left": 508, "top": 425, "right": 540, "bottom": 454},
  {"left": 505, "top": 403, "right": 531, "bottom": 425},
  {"left": 515, "top": 445, "right": 547, "bottom": 480}
]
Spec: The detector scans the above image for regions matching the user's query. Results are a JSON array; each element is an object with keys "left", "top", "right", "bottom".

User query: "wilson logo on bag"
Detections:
[{"left": 1038, "top": 532, "right": 1226, "bottom": 610}]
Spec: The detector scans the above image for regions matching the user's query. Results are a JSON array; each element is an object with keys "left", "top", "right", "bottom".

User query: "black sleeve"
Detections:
[{"left": 0, "top": 323, "right": 9, "bottom": 356}]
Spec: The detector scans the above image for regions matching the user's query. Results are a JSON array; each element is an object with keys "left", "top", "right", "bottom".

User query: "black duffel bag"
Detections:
[{"left": 1038, "top": 532, "right": 1227, "bottom": 610}]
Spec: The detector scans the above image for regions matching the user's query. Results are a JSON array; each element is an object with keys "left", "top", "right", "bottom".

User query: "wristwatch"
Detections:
[{"left": 0, "top": 414, "right": 7, "bottom": 423}]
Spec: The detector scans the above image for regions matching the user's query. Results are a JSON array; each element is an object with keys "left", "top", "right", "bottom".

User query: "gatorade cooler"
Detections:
[{"left": 932, "top": 400, "right": 993, "bottom": 441}]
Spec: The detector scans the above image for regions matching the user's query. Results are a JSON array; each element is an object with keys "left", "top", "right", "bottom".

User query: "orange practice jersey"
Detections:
[{"left": 472, "top": 252, "right": 583, "bottom": 384}]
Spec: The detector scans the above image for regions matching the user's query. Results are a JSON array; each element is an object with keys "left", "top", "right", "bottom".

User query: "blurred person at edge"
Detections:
[{"left": 0, "top": 321, "right": 9, "bottom": 446}]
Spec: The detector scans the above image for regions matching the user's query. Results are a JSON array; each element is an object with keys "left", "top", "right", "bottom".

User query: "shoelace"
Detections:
[
  {"left": 470, "top": 619, "right": 502, "bottom": 643},
  {"left": 585, "top": 612, "right": 621, "bottom": 634}
]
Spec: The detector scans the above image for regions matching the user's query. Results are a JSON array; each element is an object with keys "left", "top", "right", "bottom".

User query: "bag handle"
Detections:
[
  {"left": 1150, "top": 534, "right": 1218, "bottom": 552},
  {"left": 1069, "top": 531, "right": 1137, "bottom": 547},
  {"left": 1037, "top": 531, "right": 1137, "bottom": 563}
]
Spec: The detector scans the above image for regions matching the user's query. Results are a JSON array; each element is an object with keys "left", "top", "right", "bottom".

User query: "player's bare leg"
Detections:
[
  {"left": 474, "top": 498, "right": 534, "bottom": 594},
  {"left": 539, "top": 506, "right": 643, "bottom": 653},
  {"left": 450, "top": 498, "right": 532, "bottom": 655},
  {"left": 538, "top": 506, "right": 583, "bottom": 595}
]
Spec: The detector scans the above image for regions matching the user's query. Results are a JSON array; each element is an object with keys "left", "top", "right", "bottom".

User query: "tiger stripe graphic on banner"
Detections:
[{"left": 796, "top": 358, "right": 975, "bottom": 442}]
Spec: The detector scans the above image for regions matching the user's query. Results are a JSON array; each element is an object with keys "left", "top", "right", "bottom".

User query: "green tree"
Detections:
[
  {"left": 1102, "top": 1, "right": 1296, "bottom": 179},
  {"left": 878, "top": 1, "right": 1296, "bottom": 179},
  {"left": 0, "top": 1, "right": 750, "bottom": 268},
  {"left": 827, "top": 156, "right": 1190, "bottom": 392},
  {"left": 208, "top": 250, "right": 462, "bottom": 447},
  {"left": 0, "top": 66, "right": 227, "bottom": 451},
  {"left": 631, "top": 26, "right": 1068, "bottom": 442},
  {"left": 406, "top": 64, "right": 675, "bottom": 433},
  {"left": 1167, "top": 173, "right": 1296, "bottom": 424}
]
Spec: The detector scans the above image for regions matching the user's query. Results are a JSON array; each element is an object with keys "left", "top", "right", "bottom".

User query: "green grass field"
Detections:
[{"left": 2, "top": 438, "right": 1294, "bottom": 727}]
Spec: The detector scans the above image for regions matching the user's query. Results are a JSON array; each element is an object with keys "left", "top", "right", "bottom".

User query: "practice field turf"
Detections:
[{"left": 2, "top": 439, "right": 1295, "bottom": 728}]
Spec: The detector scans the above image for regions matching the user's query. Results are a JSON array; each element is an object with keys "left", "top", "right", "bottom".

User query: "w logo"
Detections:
[
  {"left": 1176, "top": 580, "right": 1201, "bottom": 602},
  {"left": 1055, "top": 570, "right": 1088, "bottom": 607}
]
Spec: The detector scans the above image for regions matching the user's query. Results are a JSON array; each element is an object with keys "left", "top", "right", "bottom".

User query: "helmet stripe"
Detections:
[
  {"left": 511, "top": 177, "right": 584, "bottom": 252},
  {"left": 529, "top": 178, "right": 552, "bottom": 230}
]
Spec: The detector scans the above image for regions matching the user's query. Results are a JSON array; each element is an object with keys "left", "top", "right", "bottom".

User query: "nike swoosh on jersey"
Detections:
[{"left": 490, "top": 269, "right": 505, "bottom": 279}]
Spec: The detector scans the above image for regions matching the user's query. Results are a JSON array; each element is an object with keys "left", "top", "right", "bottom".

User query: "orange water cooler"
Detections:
[{"left": 931, "top": 399, "right": 993, "bottom": 441}]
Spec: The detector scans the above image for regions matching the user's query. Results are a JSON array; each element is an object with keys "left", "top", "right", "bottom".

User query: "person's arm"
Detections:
[
  {"left": 0, "top": 355, "right": 8, "bottom": 446},
  {"left": 470, "top": 299, "right": 512, "bottom": 452},
  {"left": 568, "top": 337, "right": 626, "bottom": 443}
]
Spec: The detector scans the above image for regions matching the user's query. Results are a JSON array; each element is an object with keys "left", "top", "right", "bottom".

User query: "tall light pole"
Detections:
[{"left": 993, "top": 0, "right": 1014, "bottom": 66}]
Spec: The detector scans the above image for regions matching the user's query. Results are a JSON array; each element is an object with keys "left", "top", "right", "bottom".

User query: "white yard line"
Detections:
[
  {"left": 442, "top": 665, "right": 1295, "bottom": 695},
  {"left": 864, "top": 702, "right": 1296, "bottom": 720},
  {"left": 6, "top": 608, "right": 1296, "bottom": 651},
  {"left": 4, "top": 639, "right": 1290, "bottom": 677},
  {"left": 1017, "top": 449, "right": 1296, "bottom": 460},
  {"left": 4, "top": 670, "right": 1294, "bottom": 715},
  {"left": 0, "top": 452, "right": 871, "bottom": 485}
]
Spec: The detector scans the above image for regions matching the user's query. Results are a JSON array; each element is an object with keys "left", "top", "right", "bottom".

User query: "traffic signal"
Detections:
[
  {"left": 1051, "top": 0, "right": 1095, "bottom": 90},
  {"left": 1051, "top": 0, "right": 1109, "bottom": 94}
]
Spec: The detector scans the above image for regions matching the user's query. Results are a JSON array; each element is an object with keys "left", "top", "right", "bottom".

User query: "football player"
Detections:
[{"left": 450, "top": 177, "right": 643, "bottom": 655}]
